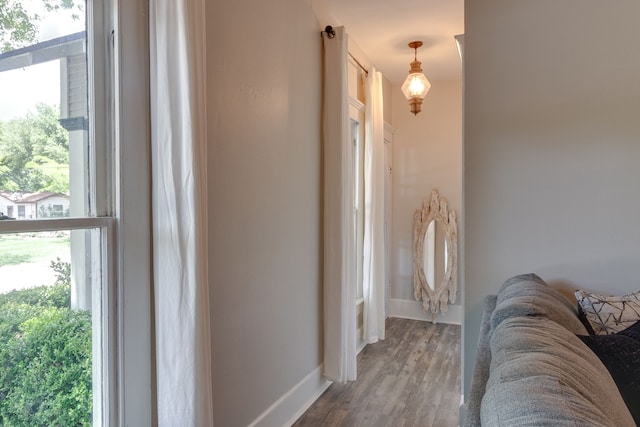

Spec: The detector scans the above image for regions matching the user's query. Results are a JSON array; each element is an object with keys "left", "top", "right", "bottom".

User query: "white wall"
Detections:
[
  {"left": 347, "top": 37, "right": 394, "bottom": 124},
  {"left": 206, "top": 0, "right": 324, "bottom": 425},
  {"left": 464, "top": 0, "right": 640, "bottom": 398},
  {"left": 390, "top": 79, "right": 462, "bottom": 323}
]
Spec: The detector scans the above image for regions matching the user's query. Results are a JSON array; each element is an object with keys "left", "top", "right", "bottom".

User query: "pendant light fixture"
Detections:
[{"left": 401, "top": 41, "right": 431, "bottom": 115}]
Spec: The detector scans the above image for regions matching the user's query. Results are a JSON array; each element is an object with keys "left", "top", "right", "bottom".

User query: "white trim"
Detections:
[
  {"left": 357, "top": 326, "right": 367, "bottom": 354},
  {"left": 454, "top": 34, "right": 464, "bottom": 63},
  {"left": 349, "top": 96, "right": 365, "bottom": 112},
  {"left": 384, "top": 121, "right": 396, "bottom": 137},
  {"left": 114, "top": 0, "right": 153, "bottom": 424},
  {"left": 88, "top": 0, "right": 111, "bottom": 217},
  {"left": 248, "top": 365, "right": 332, "bottom": 427},
  {"left": 387, "top": 298, "right": 462, "bottom": 325},
  {"left": 103, "top": 219, "right": 117, "bottom": 426},
  {"left": 0, "top": 217, "right": 114, "bottom": 233}
]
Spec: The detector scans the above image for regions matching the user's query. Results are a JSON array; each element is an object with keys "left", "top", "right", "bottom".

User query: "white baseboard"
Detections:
[
  {"left": 387, "top": 298, "right": 462, "bottom": 325},
  {"left": 248, "top": 365, "right": 331, "bottom": 427},
  {"left": 357, "top": 326, "right": 367, "bottom": 354}
]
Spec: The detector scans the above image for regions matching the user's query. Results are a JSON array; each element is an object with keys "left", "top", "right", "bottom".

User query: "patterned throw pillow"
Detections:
[{"left": 575, "top": 290, "right": 640, "bottom": 335}]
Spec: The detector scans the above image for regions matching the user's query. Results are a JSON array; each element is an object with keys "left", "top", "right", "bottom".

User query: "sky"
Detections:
[
  {"left": 0, "top": 62, "right": 60, "bottom": 121},
  {"left": 0, "top": 2, "right": 85, "bottom": 121}
]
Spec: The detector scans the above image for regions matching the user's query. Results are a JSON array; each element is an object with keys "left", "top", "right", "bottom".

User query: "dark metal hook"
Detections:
[{"left": 321, "top": 25, "right": 335, "bottom": 39}]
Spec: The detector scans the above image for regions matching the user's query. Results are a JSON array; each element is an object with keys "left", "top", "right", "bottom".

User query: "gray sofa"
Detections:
[{"left": 464, "top": 274, "right": 636, "bottom": 426}]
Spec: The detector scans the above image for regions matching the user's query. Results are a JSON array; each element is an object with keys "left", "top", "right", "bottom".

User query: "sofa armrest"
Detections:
[{"left": 463, "top": 295, "right": 497, "bottom": 427}]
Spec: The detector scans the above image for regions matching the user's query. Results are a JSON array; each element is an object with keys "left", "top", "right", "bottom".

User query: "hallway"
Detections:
[{"left": 293, "top": 318, "right": 461, "bottom": 427}]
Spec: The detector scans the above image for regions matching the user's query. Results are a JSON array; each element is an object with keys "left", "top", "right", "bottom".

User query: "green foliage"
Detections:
[
  {"left": 0, "top": 307, "right": 92, "bottom": 426},
  {"left": 0, "top": 0, "right": 36, "bottom": 53},
  {"left": 0, "top": 280, "right": 70, "bottom": 310},
  {"left": 0, "top": 0, "right": 82, "bottom": 53},
  {"left": 0, "top": 104, "right": 70, "bottom": 193},
  {"left": 50, "top": 257, "right": 71, "bottom": 286},
  {"left": 26, "top": 156, "right": 70, "bottom": 194},
  {"left": 0, "top": 267, "right": 92, "bottom": 426}
]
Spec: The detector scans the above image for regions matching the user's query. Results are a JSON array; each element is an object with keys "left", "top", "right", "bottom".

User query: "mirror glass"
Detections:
[
  {"left": 413, "top": 189, "right": 457, "bottom": 323},
  {"left": 423, "top": 219, "right": 448, "bottom": 291}
]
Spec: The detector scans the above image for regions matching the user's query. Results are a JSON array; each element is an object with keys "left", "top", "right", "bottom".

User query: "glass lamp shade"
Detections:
[{"left": 401, "top": 72, "right": 431, "bottom": 115}]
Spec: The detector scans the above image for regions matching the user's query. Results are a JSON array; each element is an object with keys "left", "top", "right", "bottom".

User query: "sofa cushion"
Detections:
[
  {"left": 463, "top": 295, "right": 497, "bottom": 427},
  {"left": 481, "top": 316, "right": 635, "bottom": 426},
  {"left": 575, "top": 289, "right": 640, "bottom": 335},
  {"left": 491, "top": 273, "right": 587, "bottom": 335},
  {"left": 578, "top": 320, "right": 640, "bottom": 425}
]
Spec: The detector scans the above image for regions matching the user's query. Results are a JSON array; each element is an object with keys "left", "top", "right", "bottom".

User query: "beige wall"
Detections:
[
  {"left": 464, "top": 0, "right": 640, "bottom": 398},
  {"left": 206, "top": 0, "right": 322, "bottom": 425},
  {"left": 390, "top": 80, "right": 462, "bottom": 319}
]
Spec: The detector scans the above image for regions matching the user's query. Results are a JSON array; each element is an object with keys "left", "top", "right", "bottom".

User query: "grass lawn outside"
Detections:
[
  {"left": 0, "top": 233, "right": 71, "bottom": 294},
  {"left": 0, "top": 233, "right": 70, "bottom": 268}
]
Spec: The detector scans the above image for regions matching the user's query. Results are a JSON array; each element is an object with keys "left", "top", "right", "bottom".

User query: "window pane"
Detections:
[
  {"left": 0, "top": 228, "right": 102, "bottom": 425},
  {"left": 0, "top": 1, "right": 96, "bottom": 219},
  {"left": 0, "top": 2, "right": 113, "bottom": 424},
  {"left": 0, "top": 231, "right": 70, "bottom": 292}
]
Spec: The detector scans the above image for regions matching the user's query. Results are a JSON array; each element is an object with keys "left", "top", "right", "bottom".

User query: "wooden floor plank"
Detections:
[{"left": 292, "top": 318, "right": 461, "bottom": 427}]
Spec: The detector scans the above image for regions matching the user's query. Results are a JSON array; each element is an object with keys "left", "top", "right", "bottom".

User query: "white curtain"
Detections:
[
  {"left": 363, "top": 67, "right": 386, "bottom": 343},
  {"left": 149, "top": 0, "right": 213, "bottom": 425},
  {"left": 322, "top": 26, "right": 357, "bottom": 383}
]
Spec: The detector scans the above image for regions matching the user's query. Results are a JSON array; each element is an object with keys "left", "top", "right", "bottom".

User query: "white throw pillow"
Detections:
[{"left": 575, "top": 290, "right": 640, "bottom": 335}]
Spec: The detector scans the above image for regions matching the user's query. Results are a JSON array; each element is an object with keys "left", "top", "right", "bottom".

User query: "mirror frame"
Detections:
[{"left": 413, "top": 189, "right": 458, "bottom": 322}]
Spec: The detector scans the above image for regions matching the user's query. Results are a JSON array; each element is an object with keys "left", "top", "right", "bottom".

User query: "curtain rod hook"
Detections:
[{"left": 321, "top": 25, "right": 335, "bottom": 39}]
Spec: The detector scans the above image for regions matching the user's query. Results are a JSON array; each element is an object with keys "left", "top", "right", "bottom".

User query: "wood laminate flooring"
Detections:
[{"left": 293, "top": 318, "right": 461, "bottom": 427}]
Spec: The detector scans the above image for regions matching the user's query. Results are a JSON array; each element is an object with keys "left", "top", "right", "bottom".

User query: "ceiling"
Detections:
[{"left": 313, "top": 0, "right": 464, "bottom": 86}]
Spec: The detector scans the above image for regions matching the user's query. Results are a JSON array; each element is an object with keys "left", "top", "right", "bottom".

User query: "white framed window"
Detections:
[
  {"left": 348, "top": 58, "right": 366, "bottom": 308},
  {"left": 0, "top": 0, "right": 115, "bottom": 424},
  {"left": 0, "top": 0, "right": 152, "bottom": 425},
  {"left": 349, "top": 100, "right": 365, "bottom": 302}
]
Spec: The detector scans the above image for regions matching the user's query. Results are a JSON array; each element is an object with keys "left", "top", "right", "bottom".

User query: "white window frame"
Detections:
[
  {"left": 0, "top": 0, "right": 153, "bottom": 424},
  {"left": 112, "top": 0, "right": 153, "bottom": 425},
  {"left": 349, "top": 98, "right": 365, "bottom": 305}
]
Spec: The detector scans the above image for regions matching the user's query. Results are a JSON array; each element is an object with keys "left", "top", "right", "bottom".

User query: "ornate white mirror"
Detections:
[{"left": 413, "top": 189, "right": 458, "bottom": 323}]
